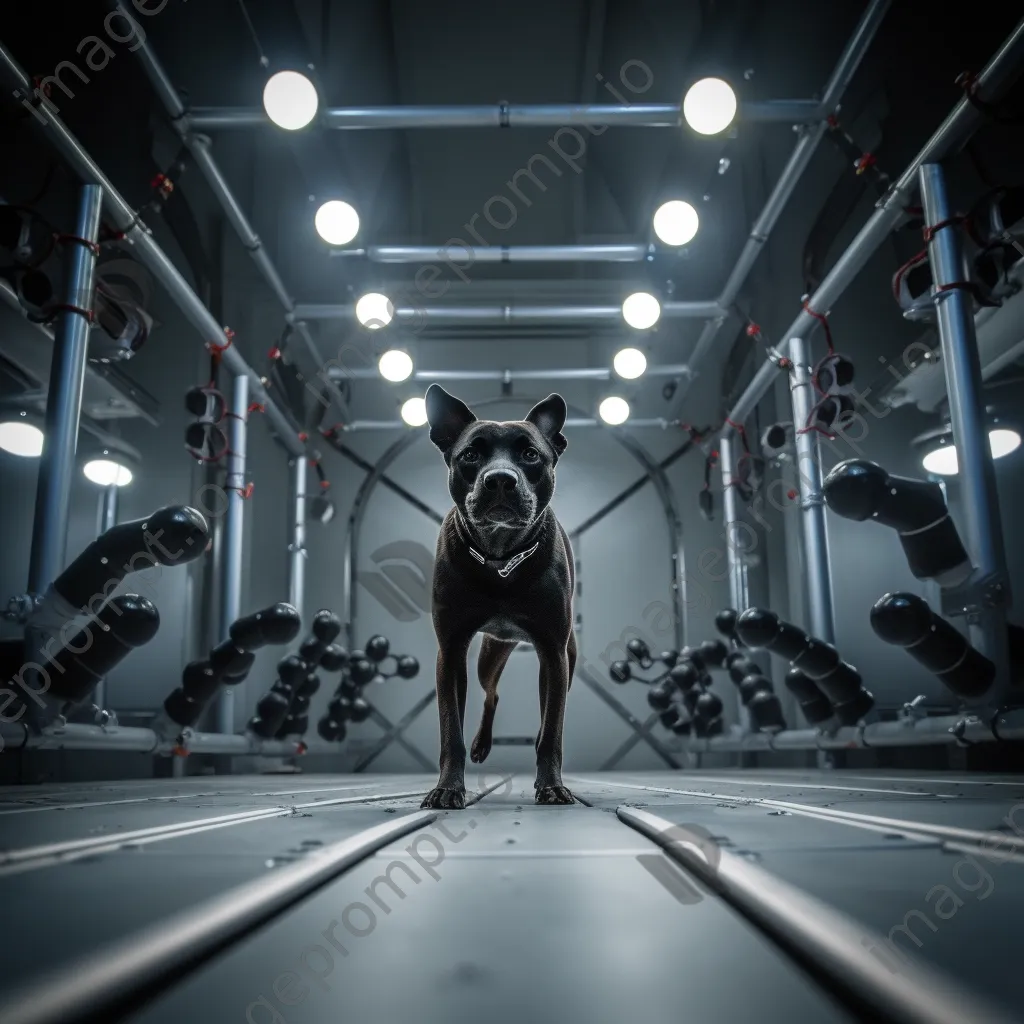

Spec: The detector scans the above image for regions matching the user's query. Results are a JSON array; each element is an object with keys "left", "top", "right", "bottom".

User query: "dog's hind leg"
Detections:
[
  {"left": 566, "top": 628, "right": 577, "bottom": 690},
  {"left": 471, "top": 636, "right": 516, "bottom": 763}
]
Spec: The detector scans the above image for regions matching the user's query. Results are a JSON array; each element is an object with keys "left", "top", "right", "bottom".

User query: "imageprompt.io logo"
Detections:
[
  {"left": 358, "top": 541, "right": 435, "bottom": 622},
  {"left": 635, "top": 821, "right": 722, "bottom": 905}
]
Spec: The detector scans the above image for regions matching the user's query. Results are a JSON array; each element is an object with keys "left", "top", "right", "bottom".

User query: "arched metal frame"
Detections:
[{"left": 340, "top": 395, "right": 689, "bottom": 770}]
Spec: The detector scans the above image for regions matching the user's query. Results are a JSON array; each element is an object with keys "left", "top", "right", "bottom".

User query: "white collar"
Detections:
[{"left": 467, "top": 541, "right": 541, "bottom": 578}]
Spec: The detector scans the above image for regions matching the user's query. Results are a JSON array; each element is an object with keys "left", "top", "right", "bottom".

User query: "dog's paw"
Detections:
[
  {"left": 535, "top": 785, "right": 575, "bottom": 805},
  {"left": 470, "top": 732, "right": 491, "bottom": 763},
  {"left": 421, "top": 787, "right": 467, "bottom": 810}
]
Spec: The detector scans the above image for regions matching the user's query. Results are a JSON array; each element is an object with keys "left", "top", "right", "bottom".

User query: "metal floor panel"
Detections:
[
  {"left": 127, "top": 786, "right": 855, "bottom": 1024},
  {"left": 0, "top": 782, "right": 424, "bottom": 848},
  {"left": 3, "top": 769, "right": 1022, "bottom": 1023},
  {"left": 0, "top": 798, "right": 428, "bottom": 989}
]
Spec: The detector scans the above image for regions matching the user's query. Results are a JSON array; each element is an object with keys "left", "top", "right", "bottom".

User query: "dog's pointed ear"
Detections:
[
  {"left": 425, "top": 384, "right": 477, "bottom": 461},
  {"left": 525, "top": 394, "right": 568, "bottom": 458}
]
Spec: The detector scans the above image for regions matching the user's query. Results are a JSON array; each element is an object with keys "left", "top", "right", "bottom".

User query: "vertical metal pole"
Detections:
[
  {"left": 720, "top": 433, "right": 752, "bottom": 744},
  {"left": 288, "top": 455, "right": 307, "bottom": 624},
  {"left": 217, "top": 374, "right": 248, "bottom": 733},
  {"left": 919, "top": 162, "right": 1010, "bottom": 689},
  {"left": 92, "top": 483, "right": 120, "bottom": 710},
  {"left": 719, "top": 434, "right": 749, "bottom": 613},
  {"left": 789, "top": 336, "right": 836, "bottom": 644},
  {"left": 27, "top": 184, "right": 103, "bottom": 594},
  {"left": 97, "top": 484, "right": 119, "bottom": 534}
]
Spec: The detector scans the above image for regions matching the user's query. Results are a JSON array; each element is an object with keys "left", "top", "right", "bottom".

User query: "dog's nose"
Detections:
[{"left": 483, "top": 468, "right": 519, "bottom": 494}]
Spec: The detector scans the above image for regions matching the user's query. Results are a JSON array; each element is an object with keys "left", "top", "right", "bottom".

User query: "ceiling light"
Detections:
[
  {"left": 599, "top": 396, "right": 630, "bottom": 426},
  {"left": 379, "top": 349, "right": 413, "bottom": 382},
  {"left": 315, "top": 200, "right": 360, "bottom": 246},
  {"left": 263, "top": 70, "right": 319, "bottom": 130},
  {"left": 401, "top": 397, "right": 428, "bottom": 427},
  {"left": 0, "top": 419, "right": 44, "bottom": 458},
  {"left": 613, "top": 347, "right": 647, "bottom": 380},
  {"left": 653, "top": 200, "right": 699, "bottom": 246},
  {"left": 356, "top": 292, "right": 394, "bottom": 330},
  {"left": 83, "top": 458, "right": 133, "bottom": 487},
  {"left": 622, "top": 292, "right": 661, "bottom": 330},
  {"left": 921, "top": 427, "right": 1021, "bottom": 476},
  {"left": 682, "top": 77, "right": 737, "bottom": 135}
]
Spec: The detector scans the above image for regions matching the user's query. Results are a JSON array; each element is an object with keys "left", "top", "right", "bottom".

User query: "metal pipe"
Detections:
[
  {"left": 681, "top": 0, "right": 891, "bottom": 384},
  {"left": 92, "top": 483, "right": 120, "bottom": 711},
  {"left": 919, "top": 164, "right": 1011, "bottom": 693},
  {"left": 288, "top": 455, "right": 307, "bottom": 623},
  {"left": 720, "top": 16, "right": 1024, "bottom": 439},
  {"left": 331, "top": 363, "right": 693, "bottom": 382},
  {"left": 185, "top": 99, "right": 823, "bottom": 131},
  {"left": 120, "top": 15, "right": 347, "bottom": 414},
  {"left": 788, "top": 336, "right": 837, "bottom": 644},
  {"left": 719, "top": 434, "right": 749, "bottom": 614},
  {"left": 295, "top": 300, "right": 724, "bottom": 322},
  {"left": 342, "top": 417, "right": 679, "bottom": 431},
  {"left": 7, "top": 708, "right": 1024, "bottom": 755},
  {"left": 217, "top": 375, "right": 248, "bottom": 734},
  {"left": 332, "top": 244, "right": 651, "bottom": 263},
  {"left": 0, "top": 42, "right": 306, "bottom": 460},
  {"left": 27, "top": 184, "right": 102, "bottom": 595},
  {"left": 919, "top": 167, "right": 1009, "bottom": 587}
]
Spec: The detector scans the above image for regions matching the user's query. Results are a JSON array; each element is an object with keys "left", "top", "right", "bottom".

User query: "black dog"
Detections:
[{"left": 421, "top": 385, "right": 576, "bottom": 808}]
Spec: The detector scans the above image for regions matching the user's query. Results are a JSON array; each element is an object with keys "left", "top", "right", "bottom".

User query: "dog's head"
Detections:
[{"left": 425, "top": 385, "right": 567, "bottom": 541}]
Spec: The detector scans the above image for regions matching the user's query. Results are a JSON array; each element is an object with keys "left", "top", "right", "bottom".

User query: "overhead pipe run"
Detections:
[
  {"left": 679, "top": 0, "right": 892, "bottom": 392},
  {"left": 330, "top": 244, "right": 651, "bottom": 263},
  {"left": 119, "top": 6, "right": 348, "bottom": 415},
  {"left": 719, "top": 15, "right": 1024, "bottom": 440},
  {"left": 185, "top": 99, "right": 824, "bottom": 132},
  {"left": 331, "top": 364, "right": 694, "bottom": 382},
  {"left": 0, "top": 43, "right": 306, "bottom": 459},
  {"left": 342, "top": 418, "right": 703, "bottom": 431},
  {"left": 294, "top": 300, "right": 724, "bottom": 323}
]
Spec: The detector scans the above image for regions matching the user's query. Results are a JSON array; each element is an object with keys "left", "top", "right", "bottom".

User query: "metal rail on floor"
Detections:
[
  {"left": 618, "top": 806, "right": 1016, "bottom": 1024},
  {"left": 0, "top": 811, "right": 436, "bottom": 1024}
]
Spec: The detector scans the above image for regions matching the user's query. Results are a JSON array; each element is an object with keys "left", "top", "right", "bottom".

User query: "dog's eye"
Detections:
[
  {"left": 460, "top": 449, "right": 480, "bottom": 463},
  {"left": 522, "top": 447, "right": 540, "bottom": 462}
]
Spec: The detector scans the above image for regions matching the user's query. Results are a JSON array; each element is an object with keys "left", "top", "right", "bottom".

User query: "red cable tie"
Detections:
[
  {"left": 826, "top": 114, "right": 839, "bottom": 128},
  {"left": 208, "top": 327, "right": 234, "bottom": 356},
  {"left": 227, "top": 481, "right": 254, "bottom": 500},
  {"left": 51, "top": 303, "right": 95, "bottom": 322},
  {"left": 855, "top": 152, "right": 876, "bottom": 174},
  {"left": 268, "top": 346, "right": 282, "bottom": 360},
  {"left": 54, "top": 233, "right": 101, "bottom": 257},
  {"left": 786, "top": 489, "right": 798, "bottom": 500},
  {"left": 150, "top": 173, "right": 174, "bottom": 198},
  {"left": 724, "top": 418, "right": 745, "bottom": 434},
  {"left": 745, "top": 322, "right": 761, "bottom": 338},
  {"left": 320, "top": 479, "right": 331, "bottom": 490},
  {"left": 298, "top": 431, "right": 309, "bottom": 442},
  {"left": 247, "top": 402, "right": 265, "bottom": 415}
]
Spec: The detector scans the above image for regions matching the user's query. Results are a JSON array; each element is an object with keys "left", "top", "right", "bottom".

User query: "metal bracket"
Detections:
[
  {"left": 899, "top": 694, "right": 930, "bottom": 723},
  {"left": 939, "top": 571, "right": 1009, "bottom": 620},
  {"left": 3, "top": 593, "right": 40, "bottom": 624}
]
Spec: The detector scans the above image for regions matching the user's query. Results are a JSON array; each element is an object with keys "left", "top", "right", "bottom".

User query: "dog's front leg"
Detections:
[
  {"left": 534, "top": 638, "right": 574, "bottom": 805},
  {"left": 421, "top": 632, "right": 472, "bottom": 810}
]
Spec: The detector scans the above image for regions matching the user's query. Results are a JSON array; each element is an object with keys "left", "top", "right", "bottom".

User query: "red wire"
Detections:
[{"left": 802, "top": 300, "right": 834, "bottom": 354}]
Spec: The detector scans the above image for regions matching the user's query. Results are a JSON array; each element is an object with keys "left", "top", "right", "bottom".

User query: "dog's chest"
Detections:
[{"left": 479, "top": 613, "right": 534, "bottom": 644}]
